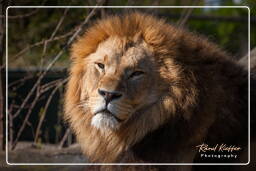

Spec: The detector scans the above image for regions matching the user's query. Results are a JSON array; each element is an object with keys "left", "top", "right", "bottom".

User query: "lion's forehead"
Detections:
[{"left": 91, "top": 37, "right": 150, "bottom": 70}]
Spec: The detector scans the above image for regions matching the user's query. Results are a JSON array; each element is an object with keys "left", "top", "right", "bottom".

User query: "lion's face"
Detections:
[{"left": 80, "top": 36, "right": 160, "bottom": 131}]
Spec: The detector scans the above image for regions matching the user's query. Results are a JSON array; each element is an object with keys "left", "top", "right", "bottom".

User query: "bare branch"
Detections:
[
  {"left": 34, "top": 79, "right": 67, "bottom": 144},
  {"left": 8, "top": 74, "right": 34, "bottom": 88},
  {"left": 8, "top": 112, "right": 13, "bottom": 149},
  {"left": 39, "top": 79, "right": 64, "bottom": 94},
  {"left": 1, "top": 9, "right": 39, "bottom": 19},
  {"left": 50, "top": 8, "right": 69, "bottom": 40},
  {"left": 58, "top": 128, "right": 71, "bottom": 149},
  {"left": 177, "top": 8, "right": 194, "bottom": 28},
  {"left": 1, "top": 0, "right": 46, "bottom": 20},
  {"left": 177, "top": 0, "right": 199, "bottom": 28},
  {"left": 11, "top": 86, "right": 41, "bottom": 150}
]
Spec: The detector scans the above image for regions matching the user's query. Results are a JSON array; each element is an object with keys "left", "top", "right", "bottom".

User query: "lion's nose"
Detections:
[{"left": 98, "top": 89, "right": 122, "bottom": 103}]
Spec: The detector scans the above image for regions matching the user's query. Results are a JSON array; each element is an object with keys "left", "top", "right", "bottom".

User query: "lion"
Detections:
[{"left": 64, "top": 12, "right": 251, "bottom": 170}]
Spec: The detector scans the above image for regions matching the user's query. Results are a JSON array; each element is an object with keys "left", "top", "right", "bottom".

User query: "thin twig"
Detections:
[
  {"left": 177, "top": 8, "right": 194, "bottom": 27},
  {"left": 26, "top": 120, "right": 35, "bottom": 140},
  {"left": 39, "top": 79, "right": 64, "bottom": 94},
  {"left": 8, "top": 105, "right": 14, "bottom": 149},
  {"left": 58, "top": 128, "right": 71, "bottom": 149},
  {"left": 8, "top": 74, "right": 34, "bottom": 88},
  {"left": 0, "top": 9, "right": 39, "bottom": 19},
  {"left": 1, "top": 0, "right": 46, "bottom": 19},
  {"left": 50, "top": 8, "right": 69, "bottom": 40},
  {"left": 177, "top": 0, "right": 199, "bottom": 28}
]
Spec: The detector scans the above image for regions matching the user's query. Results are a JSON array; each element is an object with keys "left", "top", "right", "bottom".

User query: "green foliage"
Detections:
[{"left": 187, "top": 7, "right": 249, "bottom": 57}]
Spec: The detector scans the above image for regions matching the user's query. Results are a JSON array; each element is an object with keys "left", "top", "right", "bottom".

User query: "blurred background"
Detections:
[{"left": 0, "top": 0, "right": 255, "bottom": 166}]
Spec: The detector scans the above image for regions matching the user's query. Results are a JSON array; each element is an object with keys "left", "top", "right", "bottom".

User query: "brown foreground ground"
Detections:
[{"left": 0, "top": 142, "right": 87, "bottom": 171}]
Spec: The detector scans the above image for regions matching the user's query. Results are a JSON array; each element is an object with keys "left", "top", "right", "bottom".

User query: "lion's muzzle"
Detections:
[{"left": 98, "top": 89, "right": 123, "bottom": 104}]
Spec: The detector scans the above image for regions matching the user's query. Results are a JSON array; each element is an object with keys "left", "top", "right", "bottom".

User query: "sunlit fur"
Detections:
[{"left": 64, "top": 12, "right": 249, "bottom": 167}]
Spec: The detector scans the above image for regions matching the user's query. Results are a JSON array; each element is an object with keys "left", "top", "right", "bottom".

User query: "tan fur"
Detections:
[{"left": 64, "top": 12, "right": 249, "bottom": 168}]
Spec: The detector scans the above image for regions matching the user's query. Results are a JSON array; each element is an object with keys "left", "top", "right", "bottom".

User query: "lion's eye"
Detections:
[
  {"left": 96, "top": 62, "right": 105, "bottom": 69},
  {"left": 129, "top": 71, "right": 145, "bottom": 79}
]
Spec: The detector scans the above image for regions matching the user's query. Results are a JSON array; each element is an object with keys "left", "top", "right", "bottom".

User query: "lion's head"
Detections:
[
  {"left": 64, "top": 12, "right": 207, "bottom": 162},
  {"left": 81, "top": 35, "right": 164, "bottom": 131}
]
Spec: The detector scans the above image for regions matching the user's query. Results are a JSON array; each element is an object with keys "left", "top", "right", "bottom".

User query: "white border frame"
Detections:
[{"left": 5, "top": 6, "right": 250, "bottom": 166}]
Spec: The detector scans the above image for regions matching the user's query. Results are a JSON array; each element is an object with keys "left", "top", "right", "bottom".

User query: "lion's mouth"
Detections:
[{"left": 95, "top": 109, "right": 124, "bottom": 122}]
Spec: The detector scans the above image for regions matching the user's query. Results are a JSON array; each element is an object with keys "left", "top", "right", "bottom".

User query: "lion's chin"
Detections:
[{"left": 91, "top": 113, "right": 121, "bottom": 131}]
